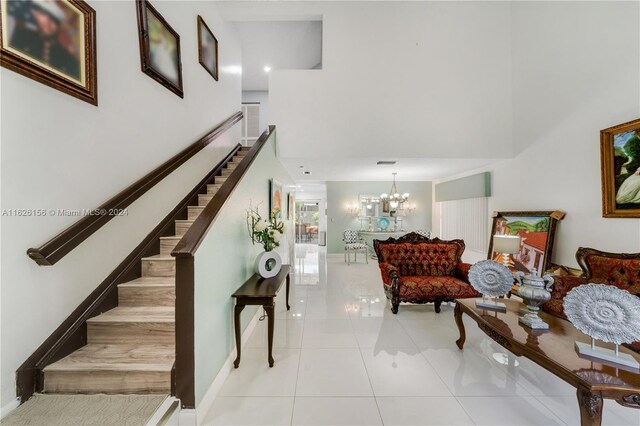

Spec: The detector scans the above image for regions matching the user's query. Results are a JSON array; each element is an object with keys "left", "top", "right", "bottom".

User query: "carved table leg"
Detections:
[
  {"left": 454, "top": 302, "right": 466, "bottom": 350},
  {"left": 265, "top": 304, "right": 275, "bottom": 367},
  {"left": 233, "top": 304, "right": 246, "bottom": 368},
  {"left": 285, "top": 273, "right": 291, "bottom": 311},
  {"left": 577, "top": 387, "right": 603, "bottom": 426}
]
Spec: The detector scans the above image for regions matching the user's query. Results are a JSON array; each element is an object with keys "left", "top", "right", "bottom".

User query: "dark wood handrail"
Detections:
[
  {"left": 16, "top": 144, "right": 241, "bottom": 403},
  {"left": 172, "top": 125, "right": 275, "bottom": 257},
  {"left": 27, "top": 111, "right": 243, "bottom": 266},
  {"left": 172, "top": 125, "right": 274, "bottom": 409}
]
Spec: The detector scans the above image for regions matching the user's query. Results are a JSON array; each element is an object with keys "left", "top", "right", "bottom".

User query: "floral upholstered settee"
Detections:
[
  {"left": 542, "top": 247, "right": 640, "bottom": 353},
  {"left": 373, "top": 232, "right": 479, "bottom": 314}
]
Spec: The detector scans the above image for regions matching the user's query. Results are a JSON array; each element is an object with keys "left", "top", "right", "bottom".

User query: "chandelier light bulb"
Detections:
[{"left": 381, "top": 172, "right": 409, "bottom": 209}]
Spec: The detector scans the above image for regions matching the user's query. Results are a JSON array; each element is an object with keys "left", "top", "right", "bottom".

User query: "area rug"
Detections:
[{"left": 1, "top": 394, "right": 167, "bottom": 426}]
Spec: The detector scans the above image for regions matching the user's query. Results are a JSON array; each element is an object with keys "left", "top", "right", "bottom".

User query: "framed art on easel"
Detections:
[{"left": 487, "top": 210, "right": 565, "bottom": 276}]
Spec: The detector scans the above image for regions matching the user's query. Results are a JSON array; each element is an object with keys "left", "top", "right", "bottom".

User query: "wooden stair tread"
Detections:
[
  {"left": 159, "top": 236, "right": 182, "bottom": 241},
  {"left": 118, "top": 277, "right": 174, "bottom": 287},
  {"left": 44, "top": 344, "right": 174, "bottom": 372},
  {"left": 87, "top": 307, "right": 174, "bottom": 323},
  {"left": 141, "top": 254, "right": 173, "bottom": 261}
]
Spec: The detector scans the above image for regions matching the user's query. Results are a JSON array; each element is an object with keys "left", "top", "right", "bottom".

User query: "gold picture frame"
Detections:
[
  {"left": 0, "top": 0, "right": 98, "bottom": 105},
  {"left": 601, "top": 118, "right": 640, "bottom": 218}
]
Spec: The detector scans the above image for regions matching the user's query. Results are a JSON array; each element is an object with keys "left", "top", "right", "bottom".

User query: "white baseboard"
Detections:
[
  {"left": 186, "top": 308, "right": 261, "bottom": 425},
  {"left": 146, "top": 396, "right": 179, "bottom": 426},
  {"left": 0, "top": 398, "right": 20, "bottom": 420},
  {"left": 178, "top": 409, "right": 196, "bottom": 426}
]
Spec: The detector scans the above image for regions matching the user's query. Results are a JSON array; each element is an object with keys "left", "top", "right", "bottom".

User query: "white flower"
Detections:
[
  {"left": 255, "top": 220, "right": 267, "bottom": 232},
  {"left": 272, "top": 232, "right": 281, "bottom": 242}
]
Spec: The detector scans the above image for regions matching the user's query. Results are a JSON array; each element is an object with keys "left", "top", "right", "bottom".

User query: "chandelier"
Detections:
[{"left": 381, "top": 173, "right": 409, "bottom": 209}]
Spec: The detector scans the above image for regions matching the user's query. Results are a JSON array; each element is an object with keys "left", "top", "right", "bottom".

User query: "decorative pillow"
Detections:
[{"left": 586, "top": 255, "right": 640, "bottom": 292}]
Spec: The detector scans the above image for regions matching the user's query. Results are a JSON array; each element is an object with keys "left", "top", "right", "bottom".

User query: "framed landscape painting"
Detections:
[
  {"left": 601, "top": 118, "right": 640, "bottom": 218},
  {"left": 487, "top": 211, "right": 565, "bottom": 276},
  {"left": 0, "top": 0, "right": 97, "bottom": 105},
  {"left": 197, "top": 15, "right": 218, "bottom": 81},
  {"left": 269, "top": 179, "right": 282, "bottom": 220},
  {"left": 136, "top": 0, "right": 183, "bottom": 97}
]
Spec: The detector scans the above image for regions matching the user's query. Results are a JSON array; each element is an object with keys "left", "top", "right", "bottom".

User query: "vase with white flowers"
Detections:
[{"left": 247, "top": 205, "right": 286, "bottom": 278}]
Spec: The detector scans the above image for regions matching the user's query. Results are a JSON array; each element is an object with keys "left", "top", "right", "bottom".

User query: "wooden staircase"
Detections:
[{"left": 42, "top": 147, "right": 251, "bottom": 394}]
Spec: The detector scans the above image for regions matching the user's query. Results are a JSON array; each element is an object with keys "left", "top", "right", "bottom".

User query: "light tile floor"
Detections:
[{"left": 202, "top": 245, "right": 640, "bottom": 425}]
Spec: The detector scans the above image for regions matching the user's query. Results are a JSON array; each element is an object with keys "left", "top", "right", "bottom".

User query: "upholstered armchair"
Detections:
[
  {"left": 373, "top": 232, "right": 479, "bottom": 314},
  {"left": 542, "top": 247, "right": 640, "bottom": 352}
]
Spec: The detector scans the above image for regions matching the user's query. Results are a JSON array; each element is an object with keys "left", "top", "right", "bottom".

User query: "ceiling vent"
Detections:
[{"left": 377, "top": 161, "right": 397, "bottom": 165}]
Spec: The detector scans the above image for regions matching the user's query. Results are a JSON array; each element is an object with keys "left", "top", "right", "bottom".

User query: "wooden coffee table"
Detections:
[{"left": 454, "top": 298, "right": 640, "bottom": 426}]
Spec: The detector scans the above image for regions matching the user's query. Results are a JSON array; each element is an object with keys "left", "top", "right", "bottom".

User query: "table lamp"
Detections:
[{"left": 492, "top": 234, "right": 521, "bottom": 268}]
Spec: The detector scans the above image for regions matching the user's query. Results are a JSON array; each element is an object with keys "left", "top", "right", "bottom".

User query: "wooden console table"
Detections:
[
  {"left": 454, "top": 298, "right": 640, "bottom": 426},
  {"left": 232, "top": 266, "right": 290, "bottom": 368}
]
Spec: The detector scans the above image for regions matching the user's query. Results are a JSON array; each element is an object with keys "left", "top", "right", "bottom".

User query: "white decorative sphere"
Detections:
[
  {"left": 468, "top": 260, "right": 514, "bottom": 297},
  {"left": 563, "top": 284, "right": 640, "bottom": 345}
]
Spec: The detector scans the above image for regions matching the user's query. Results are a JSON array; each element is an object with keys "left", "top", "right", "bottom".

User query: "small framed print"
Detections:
[
  {"left": 270, "top": 179, "right": 282, "bottom": 220},
  {"left": 136, "top": 0, "right": 183, "bottom": 97},
  {"left": 197, "top": 15, "right": 218, "bottom": 81},
  {"left": 0, "top": 0, "right": 98, "bottom": 105}
]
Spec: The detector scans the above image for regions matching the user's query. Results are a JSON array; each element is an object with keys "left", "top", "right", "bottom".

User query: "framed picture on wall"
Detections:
[
  {"left": 487, "top": 210, "right": 565, "bottom": 276},
  {"left": 287, "top": 193, "right": 294, "bottom": 220},
  {"left": 382, "top": 200, "right": 390, "bottom": 214},
  {"left": 0, "top": 0, "right": 98, "bottom": 105},
  {"left": 269, "top": 179, "right": 282, "bottom": 220},
  {"left": 197, "top": 15, "right": 218, "bottom": 81},
  {"left": 601, "top": 118, "right": 640, "bottom": 218},
  {"left": 136, "top": 0, "right": 183, "bottom": 97}
]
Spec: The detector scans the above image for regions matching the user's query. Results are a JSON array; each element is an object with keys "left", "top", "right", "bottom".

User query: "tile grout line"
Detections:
[
  {"left": 290, "top": 279, "right": 307, "bottom": 426},
  {"left": 347, "top": 289, "right": 386, "bottom": 426},
  {"left": 394, "top": 306, "right": 480, "bottom": 425}
]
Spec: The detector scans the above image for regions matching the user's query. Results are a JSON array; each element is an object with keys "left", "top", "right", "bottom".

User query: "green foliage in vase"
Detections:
[{"left": 247, "top": 204, "right": 286, "bottom": 252}]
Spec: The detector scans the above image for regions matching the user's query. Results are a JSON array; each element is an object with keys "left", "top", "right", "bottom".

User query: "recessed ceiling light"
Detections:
[
  {"left": 377, "top": 161, "right": 397, "bottom": 165},
  {"left": 264, "top": 66, "right": 272, "bottom": 73},
  {"left": 303, "top": 171, "right": 312, "bottom": 175}
]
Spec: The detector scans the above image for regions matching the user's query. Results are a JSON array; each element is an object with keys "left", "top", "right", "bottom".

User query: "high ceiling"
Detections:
[
  {"left": 219, "top": 1, "right": 514, "bottom": 182},
  {"left": 233, "top": 21, "right": 322, "bottom": 91}
]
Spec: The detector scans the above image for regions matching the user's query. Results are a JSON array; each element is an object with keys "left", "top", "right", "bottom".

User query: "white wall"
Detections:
[
  {"left": 242, "top": 90, "right": 270, "bottom": 132},
  {"left": 0, "top": 1, "right": 241, "bottom": 409},
  {"left": 193, "top": 132, "right": 294, "bottom": 406},
  {"left": 265, "top": 1, "right": 513, "bottom": 160},
  {"left": 327, "top": 181, "right": 432, "bottom": 253},
  {"left": 234, "top": 21, "right": 322, "bottom": 91},
  {"left": 434, "top": 1, "right": 640, "bottom": 268}
]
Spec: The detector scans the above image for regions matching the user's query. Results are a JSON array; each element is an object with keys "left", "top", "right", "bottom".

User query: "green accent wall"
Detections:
[
  {"left": 193, "top": 132, "right": 294, "bottom": 405},
  {"left": 326, "top": 181, "right": 433, "bottom": 253},
  {"left": 434, "top": 172, "right": 491, "bottom": 202}
]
